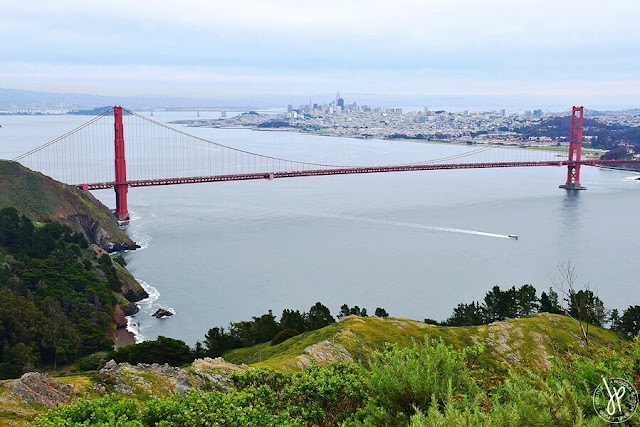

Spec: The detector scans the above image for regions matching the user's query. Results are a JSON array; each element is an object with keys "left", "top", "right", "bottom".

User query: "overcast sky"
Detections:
[{"left": 1, "top": 0, "right": 639, "bottom": 105}]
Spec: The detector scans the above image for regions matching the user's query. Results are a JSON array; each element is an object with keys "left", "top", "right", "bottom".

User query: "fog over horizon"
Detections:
[{"left": 1, "top": 0, "right": 639, "bottom": 109}]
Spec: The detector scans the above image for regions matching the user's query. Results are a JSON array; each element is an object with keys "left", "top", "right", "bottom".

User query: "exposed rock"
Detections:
[
  {"left": 93, "top": 384, "right": 107, "bottom": 396},
  {"left": 121, "top": 300, "right": 140, "bottom": 316},
  {"left": 64, "top": 213, "right": 138, "bottom": 252},
  {"left": 114, "top": 262, "right": 149, "bottom": 302},
  {"left": 96, "top": 359, "right": 241, "bottom": 397},
  {"left": 153, "top": 308, "right": 174, "bottom": 319},
  {"left": 8, "top": 372, "right": 73, "bottom": 408},
  {"left": 114, "top": 305, "right": 128, "bottom": 329},
  {"left": 295, "top": 341, "right": 353, "bottom": 368},
  {"left": 89, "top": 245, "right": 148, "bottom": 303}
]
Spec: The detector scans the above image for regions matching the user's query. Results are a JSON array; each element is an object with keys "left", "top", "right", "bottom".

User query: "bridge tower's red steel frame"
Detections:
[
  {"left": 560, "top": 106, "right": 586, "bottom": 190},
  {"left": 114, "top": 106, "right": 129, "bottom": 220}
]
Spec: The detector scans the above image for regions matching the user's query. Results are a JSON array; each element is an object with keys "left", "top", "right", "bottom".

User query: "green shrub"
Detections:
[
  {"left": 271, "top": 328, "right": 299, "bottom": 345},
  {"left": 33, "top": 395, "right": 142, "bottom": 426},
  {"left": 363, "top": 337, "right": 482, "bottom": 424},
  {"left": 110, "top": 336, "right": 193, "bottom": 366},
  {"left": 72, "top": 351, "right": 109, "bottom": 372}
]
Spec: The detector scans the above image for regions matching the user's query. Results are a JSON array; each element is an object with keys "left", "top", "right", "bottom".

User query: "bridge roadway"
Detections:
[{"left": 80, "top": 159, "right": 640, "bottom": 191}]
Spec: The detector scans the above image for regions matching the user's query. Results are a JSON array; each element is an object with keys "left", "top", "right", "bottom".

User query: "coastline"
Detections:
[
  {"left": 115, "top": 327, "right": 136, "bottom": 348},
  {"left": 176, "top": 121, "right": 609, "bottom": 156}
]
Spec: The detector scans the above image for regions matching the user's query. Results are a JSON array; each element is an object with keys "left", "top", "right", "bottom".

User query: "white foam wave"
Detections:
[
  {"left": 125, "top": 279, "right": 160, "bottom": 343},
  {"left": 123, "top": 210, "right": 152, "bottom": 251}
]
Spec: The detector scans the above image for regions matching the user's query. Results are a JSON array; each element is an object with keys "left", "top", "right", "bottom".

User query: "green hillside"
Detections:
[
  {"left": 224, "top": 313, "right": 627, "bottom": 370},
  {"left": 1, "top": 314, "right": 634, "bottom": 425},
  {"left": 0, "top": 160, "right": 133, "bottom": 251}
]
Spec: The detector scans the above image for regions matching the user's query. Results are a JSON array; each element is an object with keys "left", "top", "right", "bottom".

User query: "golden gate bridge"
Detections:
[{"left": 12, "top": 106, "right": 640, "bottom": 220}]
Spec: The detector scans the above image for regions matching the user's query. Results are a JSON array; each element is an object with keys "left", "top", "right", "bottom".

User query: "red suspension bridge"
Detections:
[{"left": 12, "top": 106, "right": 640, "bottom": 220}]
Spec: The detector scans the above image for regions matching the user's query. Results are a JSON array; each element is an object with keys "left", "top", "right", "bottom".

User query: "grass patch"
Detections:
[{"left": 225, "top": 314, "right": 629, "bottom": 371}]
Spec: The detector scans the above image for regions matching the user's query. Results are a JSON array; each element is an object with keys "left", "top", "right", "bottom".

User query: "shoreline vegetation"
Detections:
[
  {"left": 1, "top": 159, "right": 640, "bottom": 424},
  {"left": 0, "top": 160, "right": 150, "bottom": 374}
]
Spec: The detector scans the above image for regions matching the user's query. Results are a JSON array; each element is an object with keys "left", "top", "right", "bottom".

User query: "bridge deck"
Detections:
[{"left": 80, "top": 159, "right": 640, "bottom": 190}]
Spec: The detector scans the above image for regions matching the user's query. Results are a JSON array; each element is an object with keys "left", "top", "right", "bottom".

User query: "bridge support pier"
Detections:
[
  {"left": 559, "top": 106, "right": 586, "bottom": 190},
  {"left": 114, "top": 106, "right": 130, "bottom": 220}
]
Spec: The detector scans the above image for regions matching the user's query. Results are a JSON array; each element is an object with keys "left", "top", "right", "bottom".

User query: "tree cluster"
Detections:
[
  {"left": 0, "top": 208, "right": 121, "bottom": 379},
  {"left": 440, "top": 281, "right": 640, "bottom": 340},
  {"left": 202, "top": 302, "right": 336, "bottom": 357},
  {"left": 336, "top": 304, "right": 389, "bottom": 319},
  {"left": 443, "top": 284, "right": 563, "bottom": 326}
]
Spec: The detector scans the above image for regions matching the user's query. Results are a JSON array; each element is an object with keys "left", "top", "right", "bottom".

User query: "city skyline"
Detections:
[{"left": 1, "top": 1, "right": 639, "bottom": 107}]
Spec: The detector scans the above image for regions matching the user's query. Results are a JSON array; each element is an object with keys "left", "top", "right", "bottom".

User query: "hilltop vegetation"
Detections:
[
  {"left": 19, "top": 321, "right": 640, "bottom": 426},
  {"left": 224, "top": 314, "right": 626, "bottom": 371},
  {"left": 0, "top": 160, "right": 134, "bottom": 251}
]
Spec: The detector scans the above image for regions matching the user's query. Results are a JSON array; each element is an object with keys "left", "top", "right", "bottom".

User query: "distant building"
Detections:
[
  {"left": 500, "top": 109, "right": 506, "bottom": 117},
  {"left": 337, "top": 98, "right": 345, "bottom": 108},
  {"left": 533, "top": 109, "right": 543, "bottom": 118},
  {"left": 287, "top": 104, "right": 293, "bottom": 113}
]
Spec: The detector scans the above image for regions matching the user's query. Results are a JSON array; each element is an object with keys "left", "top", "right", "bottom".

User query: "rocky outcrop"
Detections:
[
  {"left": 295, "top": 341, "right": 353, "bottom": 368},
  {"left": 153, "top": 308, "right": 174, "bottom": 318},
  {"left": 89, "top": 245, "right": 148, "bottom": 304},
  {"left": 8, "top": 373, "right": 73, "bottom": 408},
  {"left": 97, "top": 358, "right": 241, "bottom": 396},
  {"left": 0, "top": 160, "right": 137, "bottom": 252},
  {"left": 114, "top": 306, "right": 128, "bottom": 329},
  {"left": 114, "top": 262, "right": 148, "bottom": 302},
  {"left": 64, "top": 213, "right": 140, "bottom": 252}
]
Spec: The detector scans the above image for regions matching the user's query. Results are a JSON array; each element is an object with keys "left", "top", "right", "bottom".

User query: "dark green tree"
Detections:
[
  {"left": 609, "top": 309, "right": 621, "bottom": 332},
  {"left": 229, "top": 321, "right": 255, "bottom": 347},
  {"left": 619, "top": 306, "right": 640, "bottom": 337},
  {"left": 111, "top": 336, "right": 193, "bottom": 366},
  {"left": 483, "top": 286, "right": 517, "bottom": 322},
  {"left": 204, "top": 327, "right": 236, "bottom": 357},
  {"left": 305, "top": 302, "right": 335, "bottom": 331},
  {"left": 250, "top": 310, "right": 280, "bottom": 343},
  {"left": 539, "top": 288, "right": 563, "bottom": 314},
  {"left": 338, "top": 304, "right": 351, "bottom": 319},
  {"left": 279, "top": 309, "right": 305, "bottom": 333},
  {"left": 516, "top": 284, "right": 539, "bottom": 316},
  {"left": 445, "top": 302, "right": 484, "bottom": 326},
  {"left": 568, "top": 290, "right": 607, "bottom": 327},
  {"left": 374, "top": 307, "right": 389, "bottom": 318}
]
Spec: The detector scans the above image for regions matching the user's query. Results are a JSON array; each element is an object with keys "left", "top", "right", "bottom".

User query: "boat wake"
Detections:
[{"left": 311, "top": 212, "right": 512, "bottom": 239}]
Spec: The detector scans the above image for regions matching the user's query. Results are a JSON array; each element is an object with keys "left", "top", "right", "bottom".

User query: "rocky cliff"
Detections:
[
  {"left": 0, "top": 160, "right": 136, "bottom": 252},
  {"left": 0, "top": 160, "right": 148, "bottom": 345}
]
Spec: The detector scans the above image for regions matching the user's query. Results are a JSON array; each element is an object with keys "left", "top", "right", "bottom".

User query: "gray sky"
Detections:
[{"left": 2, "top": 0, "right": 639, "bottom": 105}]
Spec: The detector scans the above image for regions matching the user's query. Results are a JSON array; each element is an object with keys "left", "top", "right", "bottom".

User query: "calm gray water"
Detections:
[{"left": 2, "top": 112, "right": 638, "bottom": 345}]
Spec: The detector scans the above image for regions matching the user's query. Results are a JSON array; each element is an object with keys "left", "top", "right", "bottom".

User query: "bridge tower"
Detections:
[
  {"left": 559, "top": 106, "right": 586, "bottom": 190},
  {"left": 114, "top": 106, "right": 129, "bottom": 220}
]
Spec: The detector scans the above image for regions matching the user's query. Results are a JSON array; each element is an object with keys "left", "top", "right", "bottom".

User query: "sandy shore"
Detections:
[{"left": 115, "top": 327, "right": 136, "bottom": 348}]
